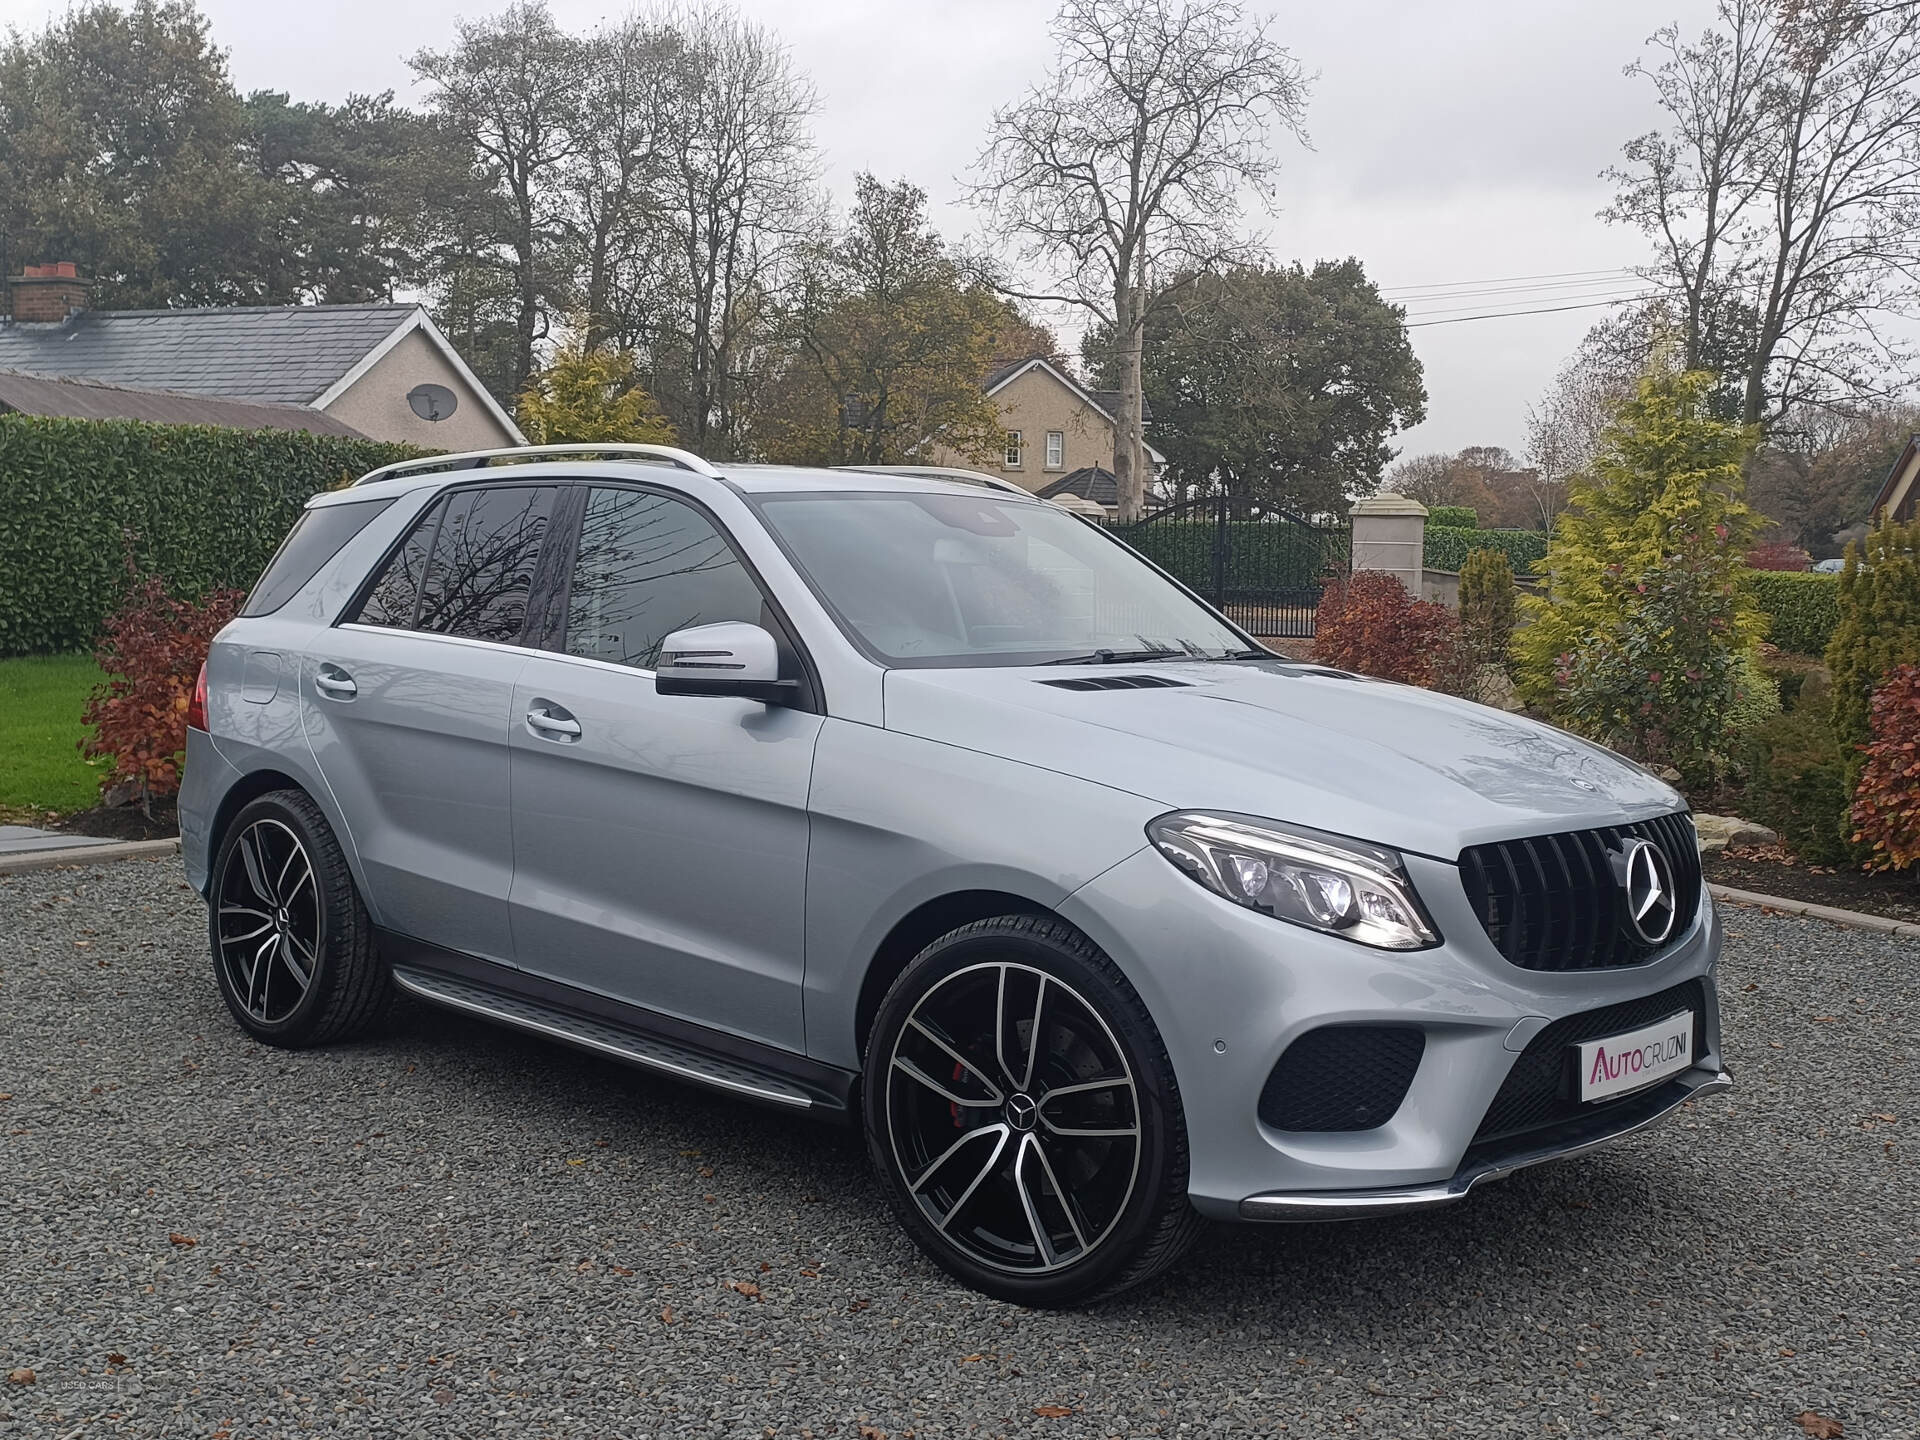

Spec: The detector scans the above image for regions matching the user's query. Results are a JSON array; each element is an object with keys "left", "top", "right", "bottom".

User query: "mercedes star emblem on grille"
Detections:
[{"left": 1617, "top": 837, "right": 1678, "bottom": 944}]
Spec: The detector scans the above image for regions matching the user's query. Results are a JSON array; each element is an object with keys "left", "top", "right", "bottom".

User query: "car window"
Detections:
[
  {"left": 349, "top": 499, "right": 442, "bottom": 629},
  {"left": 414, "top": 486, "right": 558, "bottom": 643},
  {"left": 564, "top": 487, "right": 767, "bottom": 669},
  {"left": 242, "top": 498, "right": 394, "bottom": 617}
]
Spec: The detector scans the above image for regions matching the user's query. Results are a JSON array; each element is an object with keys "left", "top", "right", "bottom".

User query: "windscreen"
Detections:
[{"left": 756, "top": 492, "right": 1247, "bottom": 666}]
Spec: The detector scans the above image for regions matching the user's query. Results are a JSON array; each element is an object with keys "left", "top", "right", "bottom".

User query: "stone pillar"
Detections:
[{"left": 1348, "top": 493, "right": 1429, "bottom": 596}]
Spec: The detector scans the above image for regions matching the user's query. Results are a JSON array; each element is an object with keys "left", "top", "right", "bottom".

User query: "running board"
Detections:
[{"left": 391, "top": 966, "right": 818, "bottom": 1111}]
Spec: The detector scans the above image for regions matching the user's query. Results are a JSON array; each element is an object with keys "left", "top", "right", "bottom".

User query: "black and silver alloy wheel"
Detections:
[
  {"left": 864, "top": 915, "right": 1203, "bottom": 1306},
  {"left": 216, "top": 819, "right": 320, "bottom": 1024},
  {"left": 207, "top": 789, "right": 390, "bottom": 1048},
  {"left": 886, "top": 960, "right": 1141, "bottom": 1275}
]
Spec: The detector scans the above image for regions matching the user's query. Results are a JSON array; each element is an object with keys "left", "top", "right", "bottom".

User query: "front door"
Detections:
[
  {"left": 507, "top": 484, "right": 821, "bottom": 1052},
  {"left": 302, "top": 482, "right": 559, "bottom": 965}
]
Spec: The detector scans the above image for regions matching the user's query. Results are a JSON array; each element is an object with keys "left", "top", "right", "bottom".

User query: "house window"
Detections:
[
  {"left": 1005, "top": 430, "right": 1024, "bottom": 468},
  {"left": 1045, "top": 431, "right": 1064, "bottom": 469}
]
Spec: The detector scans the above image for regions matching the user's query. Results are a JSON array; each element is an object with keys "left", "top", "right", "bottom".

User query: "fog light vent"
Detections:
[{"left": 1258, "top": 1026, "right": 1425, "bottom": 1132}]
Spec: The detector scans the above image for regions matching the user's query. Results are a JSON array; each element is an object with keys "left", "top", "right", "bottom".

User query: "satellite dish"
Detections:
[{"left": 408, "top": 383, "right": 458, "bottom": 422}]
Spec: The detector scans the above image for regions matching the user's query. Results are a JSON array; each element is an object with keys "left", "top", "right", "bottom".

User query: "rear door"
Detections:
[
  {"left": 302, "top": 482, "right": 561, "bottom": 965},
  {"left": 505, "top": 483, "right": 822, "bottom": 1051}
]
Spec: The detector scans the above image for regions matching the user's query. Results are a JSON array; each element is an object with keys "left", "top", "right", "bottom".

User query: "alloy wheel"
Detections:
[
  {"left": 216, "top": 818, "right": 321, "bottom": 1025},
  {"left": 884, "top": 960, "right": 1142, "bottom": 1275}
]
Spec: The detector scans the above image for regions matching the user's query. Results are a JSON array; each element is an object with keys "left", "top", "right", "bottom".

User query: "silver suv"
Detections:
[{"left": 181, "top": 444, "right": 1730, "bottom": 1305}]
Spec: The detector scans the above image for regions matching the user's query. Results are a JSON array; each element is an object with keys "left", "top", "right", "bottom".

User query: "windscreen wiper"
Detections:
[{"left": 1041, "top": 648, "right": 1193, "bottom": 666}]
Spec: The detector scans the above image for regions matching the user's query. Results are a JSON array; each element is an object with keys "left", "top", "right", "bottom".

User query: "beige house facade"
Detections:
[
  {"left": 932, "top": 357, "right": 1164, "bottom": 496},
  {"left": 314, "top": 314, "right": 522, "bottom": 450}
]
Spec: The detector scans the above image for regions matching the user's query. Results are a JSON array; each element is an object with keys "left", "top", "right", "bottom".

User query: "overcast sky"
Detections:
[{"left": 5, "top": 0, "right": 1721, "bottom": 463}]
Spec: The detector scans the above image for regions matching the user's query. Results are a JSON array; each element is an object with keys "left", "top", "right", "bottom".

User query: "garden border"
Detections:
[
  {"left": 1710, "top": 882, "right": 1920, "bottom": 940},
  {"left": 0, "top": 836, "right": 180, "bottom": 877}
]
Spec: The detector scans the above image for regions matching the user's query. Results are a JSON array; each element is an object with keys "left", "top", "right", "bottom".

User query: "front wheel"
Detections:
[{"left": 863, "top": 914, "right": 1203, "bottom": 1306}]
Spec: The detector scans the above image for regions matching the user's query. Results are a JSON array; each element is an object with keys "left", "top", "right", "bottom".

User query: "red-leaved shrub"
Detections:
[
  {"left": 1313, "top": 569, "right": 1468, "bottom": 691},
  {"left": 1746, "top": 540, "right": 1811, "bottom": 572},
  {"left": 81, "top": 579, "right": 243, "bottom": 812},
  {"left": 1850, "top": 663, "right": 1920, "bottom": 872}
]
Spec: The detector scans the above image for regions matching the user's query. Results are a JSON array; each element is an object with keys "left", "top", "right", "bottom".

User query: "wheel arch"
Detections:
[{"left": 853, "top": 889, "right": 1062, "bottom": 1063}]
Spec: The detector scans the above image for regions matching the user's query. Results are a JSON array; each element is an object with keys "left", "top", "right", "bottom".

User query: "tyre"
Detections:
[
  {"left": 863, "top": 914, "right": 1204, "bottom": 1306},
  {"left": 208, "top": 788, "right": 389, "bottom": 1048}
]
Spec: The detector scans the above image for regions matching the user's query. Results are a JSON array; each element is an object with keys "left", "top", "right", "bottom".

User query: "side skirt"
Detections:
[{"left": 378, "top": 929, "right": 855, "bottom": 1121}]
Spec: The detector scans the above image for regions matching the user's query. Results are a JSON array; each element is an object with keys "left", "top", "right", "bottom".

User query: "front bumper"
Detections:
[
  {"left": 1058, "top": 845, "right": 1729, "bottom": 1221},
  {"left": 1238, "top": 1064, "right": 1732, "bottom": 1220}
]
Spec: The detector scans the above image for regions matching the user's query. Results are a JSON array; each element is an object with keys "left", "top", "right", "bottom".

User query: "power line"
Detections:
[
  {"left": 1379, "top": 266, "right": 1637, "bottom": 297},
  {"left": 1392, "top": 275, "right": 1644, "bottom": 306},
  {"left": 1403, "top": 294, "right": 1654, "bottom": 328},
  {"left": 1401, "top": 284, "right": 1652, "bottom": 320}
]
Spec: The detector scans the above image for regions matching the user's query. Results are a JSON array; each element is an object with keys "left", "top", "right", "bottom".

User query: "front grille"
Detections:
[
  {"left": 1459, "top": 811, "right": 1702, "bottom": 971},
  {"left": 1259, "top": 1025, "right": 1425, "bottom": 1131},
  {"left": 1470, "top": 978, "right": 1706, "bottom": 1149}
]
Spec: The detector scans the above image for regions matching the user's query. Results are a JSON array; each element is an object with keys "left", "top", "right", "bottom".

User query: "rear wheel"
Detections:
[
  {"left": 863, "top": 914, "right": 1203, "bottom": 1306},
  {"left": 209, "top": 789, "right": 389, "bottom": 1047}
]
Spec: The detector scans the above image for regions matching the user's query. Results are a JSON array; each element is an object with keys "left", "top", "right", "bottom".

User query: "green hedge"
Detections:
[
  {"left": 1115, "top": 519, "right": 1349, "bottom": 593},
  {"left": 1426, "top": 505, "right": 1478, "bottom": 530},
  {"left": 1424, "top": 525, "right": 1548, "bottom": 576},
  {"left": 1746, "top": 570, "right": 1841, "bottom": 656},
  {"left": 0, "top": 415, "right": 421, "bottom": 655}
]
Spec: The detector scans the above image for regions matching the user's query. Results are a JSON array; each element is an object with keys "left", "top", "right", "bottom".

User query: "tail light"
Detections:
[{"left": 187, "top": 661, "right": 209, "bottom": 732}]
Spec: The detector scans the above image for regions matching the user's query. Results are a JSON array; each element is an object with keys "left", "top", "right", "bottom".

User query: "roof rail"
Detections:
[
  {"left": 833, "top": 464, "right": 1034, "bottom": 498},
  {"left": 353, "top": 443, "right": 723, "bottom": 487}
]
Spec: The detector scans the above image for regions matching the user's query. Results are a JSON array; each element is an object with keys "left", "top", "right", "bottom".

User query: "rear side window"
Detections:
[
  {"left": 241, "top": 498, "right": 394, "bottom": 617},
  {"left": 564, "top": 487, "right": 767, "bottom": 669},
  {"left": 349, "top": 485, "right": 557, "bottom": 643},
  {"left": 417, "top": 486, "right": 557, "bottom": 642}
]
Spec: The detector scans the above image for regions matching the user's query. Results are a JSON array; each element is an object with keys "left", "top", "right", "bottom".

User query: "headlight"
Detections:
[{"left": 1147, "top": 812, "right": 1438, "bottom": 951}]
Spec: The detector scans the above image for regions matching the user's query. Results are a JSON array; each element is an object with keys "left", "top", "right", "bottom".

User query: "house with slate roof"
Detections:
[
  {"left": 930, "top": 356, "right": 1165, "bottom": 507},
  {"left": 0, "top": 262, "right": 522, "bottom": 449}
]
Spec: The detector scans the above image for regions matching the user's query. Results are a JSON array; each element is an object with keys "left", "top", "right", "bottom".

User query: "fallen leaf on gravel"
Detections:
[
  {"left": 593, "top": 1139, "right": 609, "bottom": 1148},
  {"left": 609, "top": 1264, "right": 634, "bottom": 1277},
  {"left": 1872, "top": 1114, "right": 1897, "bottom": 1122},
  {"left": 959, "top": 1354, "right": 983, "bottom": 1364},
  {"left": 1033, "top": 1405, "right": 1074, "bottom": 1418},
  {"left": 107, "top": 1352, "right": 126, "bottom": 1365},
  {"left": 0, "top": 1094, "right": 11, "bottom": 1101},
  {"left": 1812, "top": 1016, "right": 1837, "bottom": 1023},
  {"left": 699, "top": 1165, "right": 715, "bottom": 1178},
  {"left": 799, "top": 1268, "right": 818, "bottom": 1279},
  {"left": 432, "top": 1388, "right": 455, "bottom": 1405},
  {"left": 726, "top": 1280, "right": 762, "bottom": 1300},
  {"left": 1795, "top": 1412, "right": 1843, "bottom": 1437},
  {"left": 1744, "top": 983, "right": 1758, "bottom": 991},
  {"left": 168, "top": 1233, "right": 197, "bottom": 1246},
  {"left": 6, "top": 1369, "right": 33, "bottom": 1385},
  {"left": 758, "top": 1260, "right": 771, "bottom": 1272},
  {"left": 1780, "top": 1349, "right": 1795, "bottom": 1357},
  {"left": 848, "top": 1298, "right": 871, "bottom": 1313},
  {"left": 857, "top": 1425, "right": 885, "bottom": 1439},
  {"left": 566, "top": 1158, "right": 585, "bottom": 1166},
  {"left": 659, "top": 1306, "right": 674, "bottom": 1324}
]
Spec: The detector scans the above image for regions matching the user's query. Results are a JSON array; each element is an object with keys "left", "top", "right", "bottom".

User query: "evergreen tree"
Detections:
[
  {"left": 517, "top": 339, "right": 675, "bottom": 445},
  {"left": 1516, "top": 368, "right": 1764, "bottom": 777}
]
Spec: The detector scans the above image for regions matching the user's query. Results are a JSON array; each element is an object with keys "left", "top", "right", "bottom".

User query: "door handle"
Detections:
[
  {"left": 526, "top": 706, "right": 582, "bottom": 739},
  {"left": 314, "top": 667, "right": 357, "bottom": 699}
]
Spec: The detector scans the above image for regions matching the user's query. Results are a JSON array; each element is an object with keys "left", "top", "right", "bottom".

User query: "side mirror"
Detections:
[{"left": 655, "top": 621, "right": 799, "bottom": 704}]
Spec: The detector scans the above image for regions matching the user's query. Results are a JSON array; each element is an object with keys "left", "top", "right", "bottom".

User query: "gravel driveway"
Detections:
[{"left": 3, "top": 858, "right": 1915, "bottom": 1438}]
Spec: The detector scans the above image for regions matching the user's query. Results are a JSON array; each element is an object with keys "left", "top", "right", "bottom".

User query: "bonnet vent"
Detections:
[{"left": 1039, "top": 674, "right": 1192, "bottom": 692}]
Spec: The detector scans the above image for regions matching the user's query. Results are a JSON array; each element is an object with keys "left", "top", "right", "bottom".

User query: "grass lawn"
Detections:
[{"left": 0, "top": 653, "right": 106, "bottom": 817}]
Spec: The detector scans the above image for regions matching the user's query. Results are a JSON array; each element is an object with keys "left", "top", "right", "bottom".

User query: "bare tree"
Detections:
[
  {"left": 1608, "top": 0, "right": 1920, "bottom": 429},
  {"left": 561, "top": 14, "right": 679, "bottom": 351},
  {"left": 410, "top": 1, "right": 585, "bottom": 399},
  {"left": 646, "top": 5, "right": 818, "bottom": 456},
  {"left": 968, "top": 0, "right": 1309, "bottom": 521}
]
